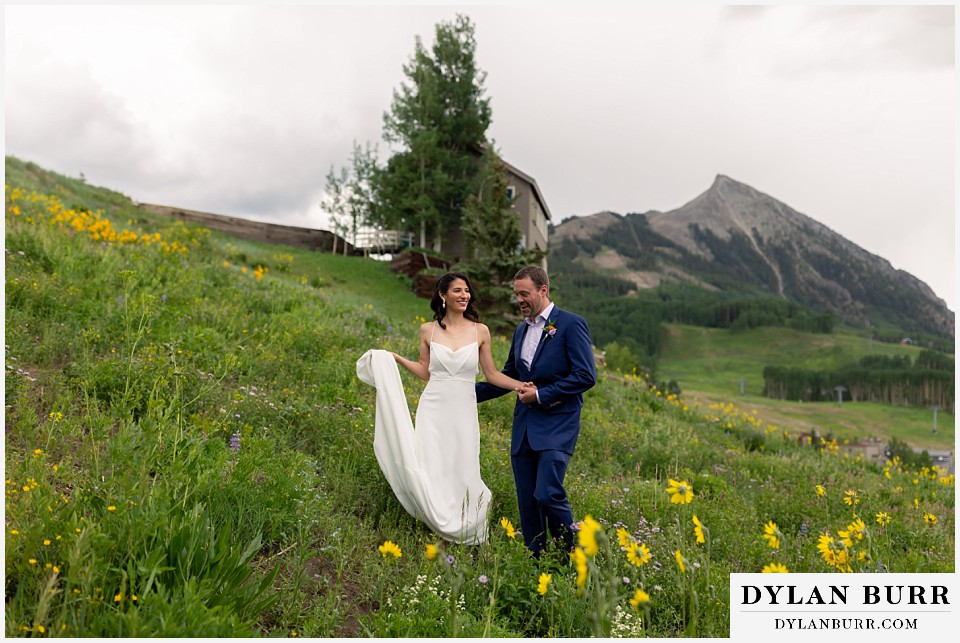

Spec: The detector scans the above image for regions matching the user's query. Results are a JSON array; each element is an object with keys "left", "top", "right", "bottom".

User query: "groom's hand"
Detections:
[{"left": 518, "top": 382, "right": 538, "bottom": 405}]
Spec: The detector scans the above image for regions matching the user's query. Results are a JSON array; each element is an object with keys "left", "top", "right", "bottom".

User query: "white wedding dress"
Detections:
[{"left": 356, "top": 337, "right": 491, "bottom": 544}]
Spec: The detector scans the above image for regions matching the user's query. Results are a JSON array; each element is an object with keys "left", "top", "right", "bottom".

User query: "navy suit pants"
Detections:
[{"left": 512, "top": 432, "right": 574, "bottom": 554}]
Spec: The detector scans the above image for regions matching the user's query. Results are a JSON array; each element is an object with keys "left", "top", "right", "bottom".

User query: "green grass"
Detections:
[
  {"left": 4, "top": 156, "right": 955, "bottom": 638},
  {"left": 658, "top": 324, "right": 954, "bottom": 451}
]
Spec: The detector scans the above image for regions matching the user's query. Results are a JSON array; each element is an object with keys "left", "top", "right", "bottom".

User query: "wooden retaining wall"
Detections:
[{"left": 139, "top": 203, "right": 353, "bottom": 253}]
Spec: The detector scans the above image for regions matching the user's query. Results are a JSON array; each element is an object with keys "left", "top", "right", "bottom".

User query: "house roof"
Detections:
[
  {"left": 475, "top": 141, "right": 553, "bottom": 222},
  {"left": 500, "top": 158, "right": 554, "bottom": 223}
]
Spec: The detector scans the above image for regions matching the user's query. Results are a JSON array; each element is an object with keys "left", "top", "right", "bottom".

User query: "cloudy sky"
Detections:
[{"left": 4, "top": 3, "right": 955, "bottom": 310}]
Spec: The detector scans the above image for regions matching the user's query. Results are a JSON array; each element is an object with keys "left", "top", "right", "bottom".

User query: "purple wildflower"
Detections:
[
  {"left": 478, "top": 575, "right": 488, "bottom": 584},
  {"left": 229, "top": 432, "right": 241, "bottom": 455}
]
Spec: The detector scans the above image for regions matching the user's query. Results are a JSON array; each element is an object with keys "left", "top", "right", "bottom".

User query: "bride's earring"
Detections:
[{"left": 442, "top": 299, "right": 446, "bottom": 309}]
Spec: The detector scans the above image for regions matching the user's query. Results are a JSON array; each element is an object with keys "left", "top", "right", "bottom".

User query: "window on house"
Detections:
[{"left": 506, "top": 186, "right": 516, "bottom": 201}]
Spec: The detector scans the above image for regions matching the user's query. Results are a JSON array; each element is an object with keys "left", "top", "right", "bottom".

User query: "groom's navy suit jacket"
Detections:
[{"left": 476, "top": 307, "right": 596, "bottom": 455}]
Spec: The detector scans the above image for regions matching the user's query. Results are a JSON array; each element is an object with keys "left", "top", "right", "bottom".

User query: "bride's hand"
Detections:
[{"left": 517, "top": 382, "right": 538, "bottom": 404}]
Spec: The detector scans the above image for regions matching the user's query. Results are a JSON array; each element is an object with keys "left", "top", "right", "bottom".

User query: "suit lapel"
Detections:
[{"left": 515, "top": 322, "right": 532, "bottom": 378}]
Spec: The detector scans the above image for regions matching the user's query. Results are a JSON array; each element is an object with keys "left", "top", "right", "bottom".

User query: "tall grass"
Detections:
[
  {"left": 659, "top": 324, "right": 955, "bottom": 450},
  {"left": 4, "top": 157, "right": 954, "bottom": 637}
]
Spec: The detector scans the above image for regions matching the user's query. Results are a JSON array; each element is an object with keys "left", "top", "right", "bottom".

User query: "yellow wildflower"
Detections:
[
  {"left": 577, "top": 515, "right": 602, "bottom": 557},
  {"left": 537, "top": 572, "right": 552, "bottom": 596},
  {"left": 626, "top": 542, "right": 651, "bottom": 567},
  {"left": 838, "top": 517, "right": 866, "bottom": 547},
  {"left": 425, "top": 543, "right": 438, "bottom": 560},
  {"left": 500, "top": 517, "right": 516, "bottom": 538},
  {"left": 843, "top": 489, "right": 859, "bottom": 506},
  {"left": 666, "top": 478, "right": 694, "bottom": 504},
  {"left": 815, "top": 484, "right": 826, "bottom": 498},
  {"left": 674, "top": 549, "right": 686, "bottom": 573},
  {"left": 763, "top": 562, "right": 789, "bottom": 573},
  {"left": 378, "top": 541, "right": 402, "bottom": 559},
  {"left": 692, "top": 515, "right": 705, "bottom": 544},
  {"left": 817, "top": 532, "right": 852, "bottom": 572},
  {"left": 616, "top": 527, "right": 632, "bottom": 548},
  {"left": 875, "top": 512, "right": 891, "bottom": 526},
  {"left": 924, "top": 513, "right": 938, "bottom": 525},
  {"left": 570, "top": 547, "right": 588, "bottom": 588},
  {"left": 629, "top": 588, "right": 651, "bottom": 610},
  {"left": 762, "top": 521, "right": 781, "bottom": 549}
]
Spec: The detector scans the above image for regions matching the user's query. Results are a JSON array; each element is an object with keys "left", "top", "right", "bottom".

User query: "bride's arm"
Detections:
[
  {"left": 477, "top": 324, "right": 523, "bottom": 391},
  {"left": 392, "top": 323, "right": 431, "bottom": 382}
]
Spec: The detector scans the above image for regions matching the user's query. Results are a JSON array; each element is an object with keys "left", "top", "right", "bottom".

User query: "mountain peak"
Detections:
[
  {"left": 709, "top": 174, "right": 760, "bottom": 197},
  {"left": 559, "top": 176, "right": 954, "bottom": 338}
]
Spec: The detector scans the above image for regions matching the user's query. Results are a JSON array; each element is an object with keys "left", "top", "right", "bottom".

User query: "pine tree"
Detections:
[
  {"left": 375, "top": 14, "right": 492, "bottom": 250},
  {"left": 459, "top": 146, "right": 546, "bottom": 324}
]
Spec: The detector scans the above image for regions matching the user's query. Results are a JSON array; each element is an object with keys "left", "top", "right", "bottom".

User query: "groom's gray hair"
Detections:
[{"left": 515, "top": 266, "right": 549, "bottom": 290}]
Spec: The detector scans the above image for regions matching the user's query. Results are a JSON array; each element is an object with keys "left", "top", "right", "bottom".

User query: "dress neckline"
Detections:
[
  {"left": 430, "top": 321, "right": 479, "bottom": 353},
  {"left": 431, "top": 341, "right": 477, "bottom": 353}
]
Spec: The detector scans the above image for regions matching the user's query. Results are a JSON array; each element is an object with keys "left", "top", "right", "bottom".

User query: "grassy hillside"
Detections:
[
  {"left": 658, "top": 325, "right": 955, "bottom": 451},
  {"left": 4, "top": 156, "right": 954, "bottom": 638}
]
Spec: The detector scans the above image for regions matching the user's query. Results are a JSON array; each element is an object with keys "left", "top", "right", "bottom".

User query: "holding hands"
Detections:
[{"left": 515, "top": 381, "right": 538, "bottom": 405}]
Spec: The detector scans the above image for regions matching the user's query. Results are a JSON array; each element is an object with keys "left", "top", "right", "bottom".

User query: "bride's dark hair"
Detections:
[{"left": 431, "top": 272, "right": 480, "bottom": 329}]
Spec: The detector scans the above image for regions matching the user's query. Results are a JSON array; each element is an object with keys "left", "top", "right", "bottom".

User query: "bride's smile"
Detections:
[{"left": 441, "top": 279, "right": 472, "bottom": 314}]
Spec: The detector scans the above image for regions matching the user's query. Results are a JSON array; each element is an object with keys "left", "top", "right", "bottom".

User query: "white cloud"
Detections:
[{"left": 4, "top": 4, "right": 954, "bottom": 310}]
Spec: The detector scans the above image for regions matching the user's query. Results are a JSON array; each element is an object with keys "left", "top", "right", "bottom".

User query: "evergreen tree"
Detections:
[
  {"left": 458, "top": 146, "right": 546, "bottom": 323},
  {"left": 375, "top": 14, "right": 492, "bottom": 250}
]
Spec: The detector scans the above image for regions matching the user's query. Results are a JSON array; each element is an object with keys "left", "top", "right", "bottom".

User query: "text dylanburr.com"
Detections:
[{"left": 730, "top": 573, "right": 956, "bottom": 639}]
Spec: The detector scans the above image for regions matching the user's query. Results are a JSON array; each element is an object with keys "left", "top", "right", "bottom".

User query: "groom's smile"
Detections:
[{"left": 514, "top": 276, "right": 548, "bottom": 320}]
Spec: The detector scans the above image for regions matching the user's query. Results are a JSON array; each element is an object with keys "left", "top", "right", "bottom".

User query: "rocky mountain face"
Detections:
[{"left": 551, "top": 175, "right": 954, "bottom": 338}]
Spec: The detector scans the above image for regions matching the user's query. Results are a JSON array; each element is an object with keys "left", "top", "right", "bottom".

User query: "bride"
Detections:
[{"left": 356, "top": 272, "right": 523, "bottom": 544}]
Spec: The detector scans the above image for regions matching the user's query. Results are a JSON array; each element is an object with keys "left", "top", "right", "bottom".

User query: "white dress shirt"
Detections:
[{"left": 520, "top": 302, "right": 555, "bottom": 370}]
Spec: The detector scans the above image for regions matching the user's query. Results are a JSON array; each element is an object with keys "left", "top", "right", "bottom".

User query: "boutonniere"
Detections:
[{"left": 543, "top": 319, "right": 557, "bottom": 337}]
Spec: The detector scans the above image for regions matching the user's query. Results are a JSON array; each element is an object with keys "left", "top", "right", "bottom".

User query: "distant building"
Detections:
[
  {"left": 926, "top": 449, "right": 955, "bottom": 474},
  {"left": 838, "top": 437, "right": 887, "bottom": 464},
  {"left": 353, "top": 155, "right": 552, "bottom": 270},
  {"left": 441, "top": 157, "right": 552, "bottom": 270}
]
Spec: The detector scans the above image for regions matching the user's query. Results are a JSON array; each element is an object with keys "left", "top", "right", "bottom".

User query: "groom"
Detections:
[{"left": 476, "top": 266, "right": 596, "bottom": 555}]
